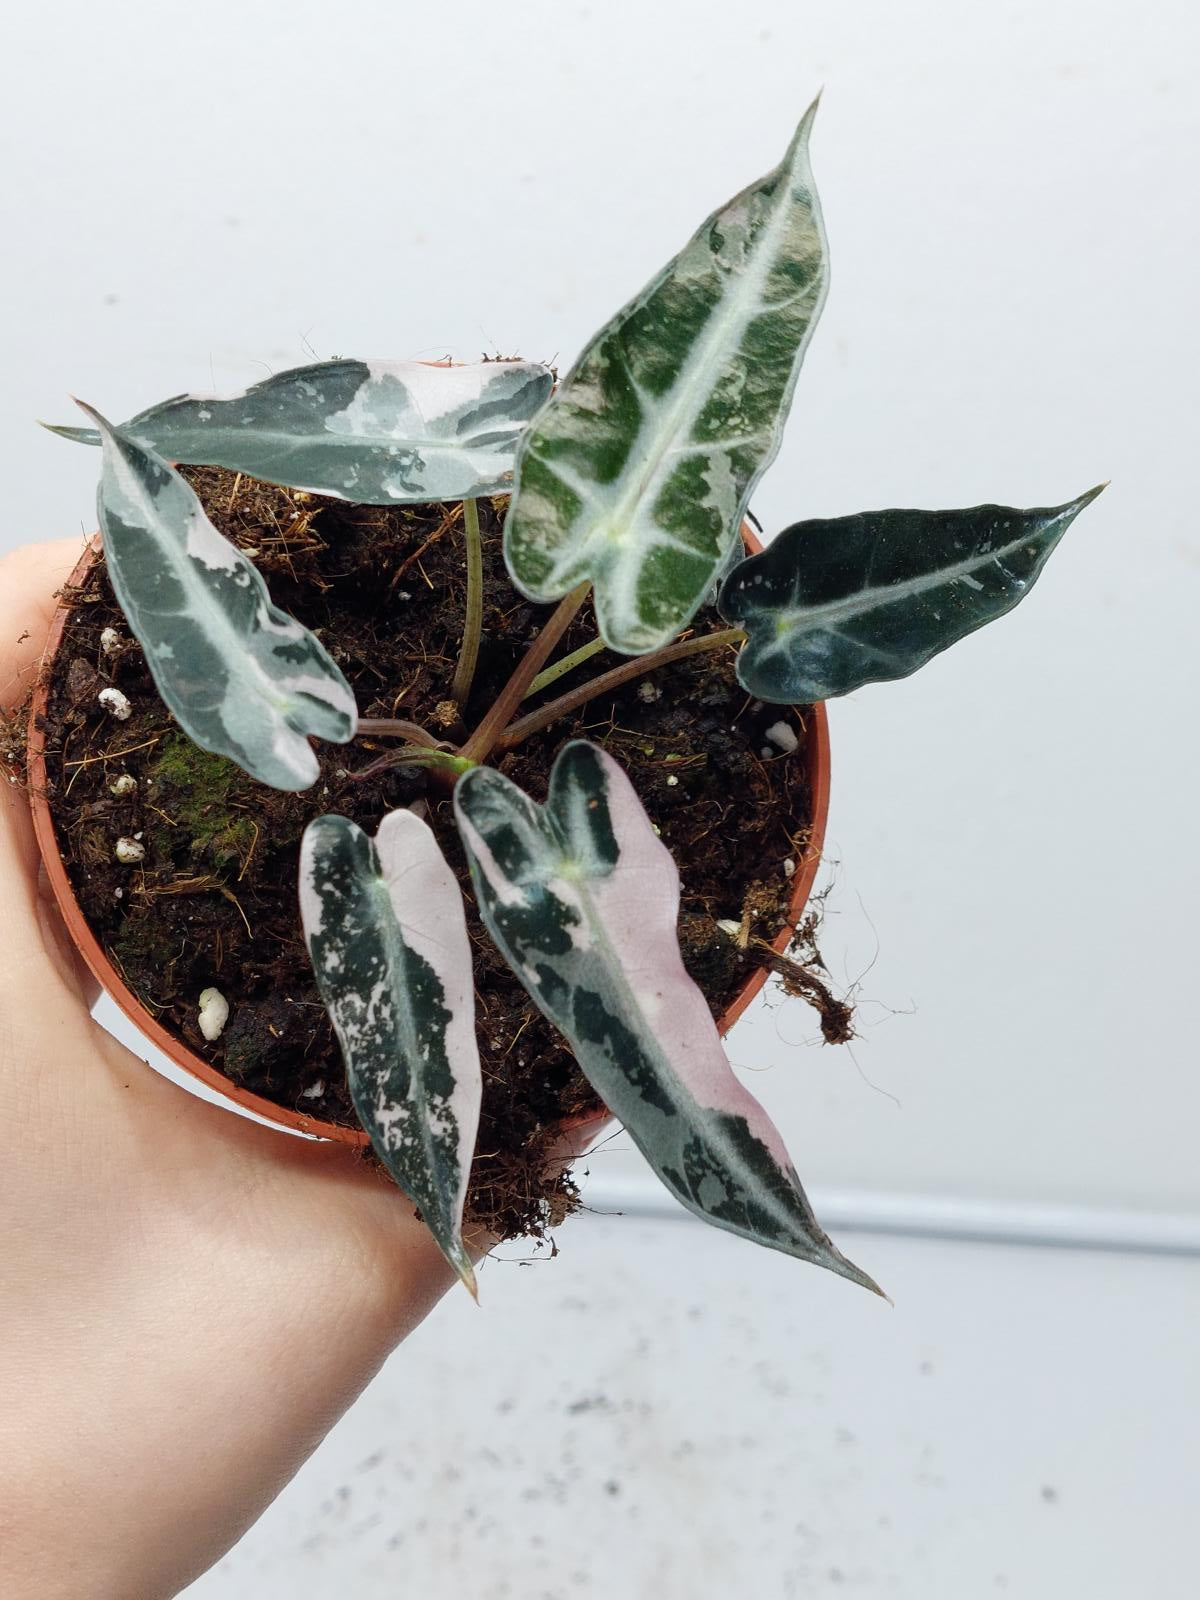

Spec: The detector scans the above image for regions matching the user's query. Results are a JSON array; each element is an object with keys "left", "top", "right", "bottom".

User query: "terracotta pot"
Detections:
[{"left": 26, "top": 528, "right": 830, "bottom": 1148}]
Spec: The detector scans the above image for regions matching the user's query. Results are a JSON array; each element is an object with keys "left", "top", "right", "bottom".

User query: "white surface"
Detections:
[
  {"left": 179, "top": 1211, "right": 1200, "bottom": 1600},
  {"left": 3, "top": 1, "right": 1197, "bottom": 1594}
]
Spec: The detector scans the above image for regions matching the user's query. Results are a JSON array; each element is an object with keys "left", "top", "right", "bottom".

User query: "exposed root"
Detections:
[{"left": 752, "top": 907, "right": 857, "bottom": 1045}]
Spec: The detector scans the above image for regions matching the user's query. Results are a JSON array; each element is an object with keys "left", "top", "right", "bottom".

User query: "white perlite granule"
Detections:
[
  {"left": 114, "top": 836, "right": 145, "bottom": 863},
  {"left": 97, "top": 687, "right": 132, "bottom": 721},
  {"left": 764, "top": 719, "right": 798, "bottom": 754},
  {"left": 197, "top": 988, "right": 230, "bottom": 1042}
]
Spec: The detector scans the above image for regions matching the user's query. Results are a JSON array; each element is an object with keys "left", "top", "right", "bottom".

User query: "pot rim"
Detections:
[{"left": 26, "top": 527, "right": 830, "bottom": 1147}]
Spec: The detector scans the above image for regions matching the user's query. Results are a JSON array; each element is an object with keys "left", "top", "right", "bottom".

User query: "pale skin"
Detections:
[{"left": 0, "top": 541, "right": 480, "bottom": 1599}]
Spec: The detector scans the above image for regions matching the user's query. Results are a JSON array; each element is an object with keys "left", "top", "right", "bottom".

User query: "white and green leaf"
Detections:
[
  {"left": 49, "top": 360, "right": 554, "bottom": 503},
  {"left": 299, "top": 810, "right": 482, "bottom": 1294},
  {"left": 84, "top": 403, "right": 356, "bottom": 791},
  {"left": 503, "top": 101, "right": 828, "bottom": 655},
  {"left": 720, "top": 489, "right": 1105, "bottom": 703},
  {"left": 454, "top": 740, "right": 879, "bottom": 1292}
]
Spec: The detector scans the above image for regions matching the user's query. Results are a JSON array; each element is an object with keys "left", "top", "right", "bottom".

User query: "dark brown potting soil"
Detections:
[{"left": 28, "top": 469, "right": 828, "bottom": 1240}]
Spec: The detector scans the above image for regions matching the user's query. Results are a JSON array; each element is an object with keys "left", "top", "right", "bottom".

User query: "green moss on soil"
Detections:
[{"left": 147, "top": 734, "right": 257, "bottom": 872}]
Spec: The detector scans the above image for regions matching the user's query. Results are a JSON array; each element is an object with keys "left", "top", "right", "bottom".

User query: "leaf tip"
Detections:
[
  {"left": 826, "top": 1243, "right": 888, "bottom": 1302},
  {"left": 796, "top": 90, "right": 824, "bottom": 140},
  {"left": 1055, "top": 481, "right": 1107, "bottom": 527},
  {"left": 776, "top": 93, "right": 825, "bottom": 176},
  {"left": 865, "top": 1274, "right": 893, "bottom": 1307},
  {"left": 71, "top": 396, "right": 108, "bottom": 431},
  {"left": 40, "top": 413, "right": 102, "bottom": 446},
  {"left": 450, "top": 1247, "right": 479, "bottom": 1303}
]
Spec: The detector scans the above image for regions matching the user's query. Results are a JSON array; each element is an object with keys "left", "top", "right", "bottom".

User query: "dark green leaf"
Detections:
[{"left": 721, "top": 489, "right": 1105, "bottom": 702}]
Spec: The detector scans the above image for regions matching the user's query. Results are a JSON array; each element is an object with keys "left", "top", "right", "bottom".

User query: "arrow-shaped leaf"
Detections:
[
  {"left": 48, "top": 359, "right": 554, "bottom": 503},
  {"left": 503, "top": 101, "right": 828, "bottom": 656},
  {"left": 300, "top": 810, "right": 483, "bottom": 1294},
  {"left": 454, "top": 741, "right": 879, "bottom": 1292},
  {"left": 84, "top": 402, "right": 356, "bottom": 791},
  {"left": 720, "top": 489, "right": 1105, "bottom": 703}
]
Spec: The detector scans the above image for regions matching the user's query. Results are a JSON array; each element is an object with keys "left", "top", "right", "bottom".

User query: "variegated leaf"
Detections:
[
  {"left": 720, "top": 489, "right": 1105, "bottom": 703},
  {"left": 48, "top": 360, "right": 554, "bottom": 503},
  {"left": 454, "top": 741, "right": 879, "bottom": 1292},
  {"left": 300, "top": 810, "right": 482, "bottom": 1294},
  {"left": 83, "top": 403, "right": 357, "bottom": 791},
  {"left": 503, "top": 101, "right": 827, "bottom": 655}
]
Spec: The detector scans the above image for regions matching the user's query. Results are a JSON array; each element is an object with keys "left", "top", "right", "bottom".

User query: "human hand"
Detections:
[{"left": 0, "top": 541, "right": 465, "bottom": 1600}]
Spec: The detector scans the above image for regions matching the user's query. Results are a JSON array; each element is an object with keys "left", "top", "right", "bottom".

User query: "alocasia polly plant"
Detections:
[{"left": 44, "top": 102, "right": 1102, "bottom": 1294}]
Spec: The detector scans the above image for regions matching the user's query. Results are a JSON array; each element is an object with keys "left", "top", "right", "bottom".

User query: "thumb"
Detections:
[{"left": 0, "top": 540, "right": 99, "bottom": 1012}]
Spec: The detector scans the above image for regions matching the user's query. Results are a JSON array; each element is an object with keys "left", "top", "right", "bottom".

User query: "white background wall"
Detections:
[{"left": 3, "top": 1, "right": 1197, "bottom": 1595}]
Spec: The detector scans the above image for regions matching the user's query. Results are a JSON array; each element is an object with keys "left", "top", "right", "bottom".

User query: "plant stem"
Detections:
[
  {"left": 496, "top": 626, "right": 747, "bottom": 752},
  {"left": 524, "top": 634, "right": 608, "bottom": 699},
  {"left": 355, "top": 717, "right": 446, "bottom": 748},
  {"left": 449, "top": 498, "right": 484, "bottom": 708},
  {"left": 459, "top": 581, "right": 592, "bottom": 764},
  {"left": 349, "top": 746, "right": 476, "bottom": 784}
]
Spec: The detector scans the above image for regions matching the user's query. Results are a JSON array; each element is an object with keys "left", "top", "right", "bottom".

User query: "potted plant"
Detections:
[{"left": 15, "top": 101, "right": 1100, "bottom": 1301}]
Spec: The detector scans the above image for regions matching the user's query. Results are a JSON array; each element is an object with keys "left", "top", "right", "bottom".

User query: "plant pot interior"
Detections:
[{"left": 30, "top": 468, "right": 824, "bottom": 1241}]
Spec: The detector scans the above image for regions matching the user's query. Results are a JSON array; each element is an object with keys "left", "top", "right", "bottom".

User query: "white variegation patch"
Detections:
[{"left": 83, "top": 402, "right": 357, "bottom": 791}]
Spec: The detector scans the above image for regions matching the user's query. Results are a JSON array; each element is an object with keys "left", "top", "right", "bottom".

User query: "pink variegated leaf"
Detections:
[
  {"left": 300, "top": 809, "right": 482, "bottom": 1295},
  {"left": 454, "top": 741, "right": 880, "bottom": 1293}
]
